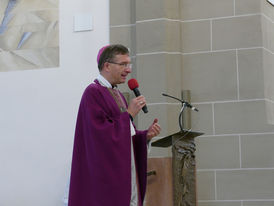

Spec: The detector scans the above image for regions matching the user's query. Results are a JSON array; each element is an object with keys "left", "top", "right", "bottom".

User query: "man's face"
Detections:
[{"left": 106, "top": 54, "right": 132, "bottom": 85}]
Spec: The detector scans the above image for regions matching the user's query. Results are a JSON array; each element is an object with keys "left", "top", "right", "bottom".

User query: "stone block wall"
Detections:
[{"left": 110, "top": 0, "right": 274, "bottom": 205}]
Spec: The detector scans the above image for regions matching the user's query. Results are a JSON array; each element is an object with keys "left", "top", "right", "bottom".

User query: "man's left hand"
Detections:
[{"left": 147, "top": 119, "right": 161, "bottom": 140}]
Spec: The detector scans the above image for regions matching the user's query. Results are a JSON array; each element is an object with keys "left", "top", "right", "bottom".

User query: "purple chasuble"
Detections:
[{"left": 68, "top": 80, "right": 148, "bottom": 206}]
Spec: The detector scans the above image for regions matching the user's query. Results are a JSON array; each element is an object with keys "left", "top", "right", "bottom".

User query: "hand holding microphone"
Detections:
[{"left": 127, "top": 79, "right": 148, "bottom": 116}]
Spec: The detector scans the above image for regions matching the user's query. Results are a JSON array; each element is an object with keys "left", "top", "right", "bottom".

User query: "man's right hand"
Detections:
[{"left": 127, "top": 95, "right": 146, "bottom": 118}]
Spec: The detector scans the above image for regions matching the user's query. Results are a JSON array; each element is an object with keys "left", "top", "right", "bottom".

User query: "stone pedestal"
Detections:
[{"left": 172, "top": 134, "right": 197, "bottom": 206}]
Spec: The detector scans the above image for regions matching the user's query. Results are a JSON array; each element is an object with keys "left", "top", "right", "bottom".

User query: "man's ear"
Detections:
[{"left": 104, "top": 62, "right": 111, "bottom": 72}]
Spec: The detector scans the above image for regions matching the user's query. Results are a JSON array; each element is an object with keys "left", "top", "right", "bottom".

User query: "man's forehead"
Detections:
[{"left": 114, "top": 54, "right": 131, "bottom": 61}]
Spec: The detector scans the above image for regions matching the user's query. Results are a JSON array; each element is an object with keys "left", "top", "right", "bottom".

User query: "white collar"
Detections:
[{"left": 96, "top": 74, "right": 112, "bottom": 88}]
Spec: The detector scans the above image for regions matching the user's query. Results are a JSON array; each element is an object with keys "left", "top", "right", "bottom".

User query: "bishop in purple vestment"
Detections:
[{"left": 68, "top": 44, "right": 161, "bottom": 206}]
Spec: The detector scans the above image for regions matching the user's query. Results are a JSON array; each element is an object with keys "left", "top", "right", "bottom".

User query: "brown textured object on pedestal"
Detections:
[
  {"left": 172, "top": 133, "right": 197, "bottom": 206},
  {"left": 145, "top": 157, "right": 173, "bottom": 206}
]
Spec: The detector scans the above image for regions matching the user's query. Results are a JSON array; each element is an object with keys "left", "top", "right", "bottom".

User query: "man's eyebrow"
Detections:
[{"left": 118, "top": 61, "right": 131, "bottom": 64}]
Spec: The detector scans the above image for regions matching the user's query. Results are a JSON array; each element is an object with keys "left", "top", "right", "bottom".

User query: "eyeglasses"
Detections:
[{"left": 108, "top": 61, "right": 132, "bottom": 69}]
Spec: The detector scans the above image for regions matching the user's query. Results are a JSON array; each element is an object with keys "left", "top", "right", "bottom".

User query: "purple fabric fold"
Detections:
[{"left": 68, "top": 80, "right": 148, "bottom": 206}]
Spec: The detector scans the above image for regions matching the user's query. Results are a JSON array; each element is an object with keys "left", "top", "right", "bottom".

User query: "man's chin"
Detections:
[{"left": 120, "top": 77, "right": 127, "bottom": 83}]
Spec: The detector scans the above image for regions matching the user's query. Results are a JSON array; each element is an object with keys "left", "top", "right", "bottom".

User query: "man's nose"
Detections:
[{"left": 125, "top": 67, "right": 131, "bottom": 73}]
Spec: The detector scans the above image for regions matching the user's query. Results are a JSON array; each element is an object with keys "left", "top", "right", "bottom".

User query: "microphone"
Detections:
[
  {"left": 162, "top": 93, "right": 199, "bottom": 112},
  {"left": 128, "top": 79, "right": 148, "bottom": 113}
]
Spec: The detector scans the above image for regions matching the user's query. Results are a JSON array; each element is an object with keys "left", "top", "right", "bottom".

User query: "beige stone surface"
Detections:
[
  {"left": 110, "top": 26, "right": 135, "bottom": 55},
  {"left": 261, "top": 15, "right": 274, "bottom": 53},
  {"left": 136, "top": 21, "right": 166, "bottom": 53},
  {"left": 214, "top": 101, "right": 274, "bottom": 134},
  {"left": 235, "top": 0, "right": 261, "bottom": 15},
  {"left": 262, "top": 14, "right": 274, "bottom": 124},
  {"left": 110, "top": 0, "right": 274, "bottom": 203},
  {"left": 165, "top": 0, "right": 180, "bottom": 20},
  {"left": 212, "top": 15, "right": 262, "bottom": 50},
  {"left": 243, "top": 201, "right": 274, "bottom": 206},
  {"left": 181, "top": 0, "right": 234, "bottom": 20},
  {"left": 196, "top": 135, "right": 240, "bottom": 169},
  {"left": 265, "top": 100, "right": 274, "bottom": 125},
  {"left": 196, "top": 171, "right": 215, "bottom": 200},
  {"left": 263, "top": 50, "right": 274, "bottom": 101},
  {"left": 238, "top": 48, "right": 264, "bottom": 99},
  {"left": 216, "top": 170, "right": 274, "bottom": 199},
  {"left": 136, "top": 53, "right": 181, "bottom": 103},
  {"left": 181, "top": 20, "right": 211, "bottom": 53},
  {"left": 199, "top": 202, "right": 241, "bottom": 206},
  {"left": 136, "top": 20, "right": 180, "bottom": 53},
  {"left": 182, "top": 51, "right": 238, "bottom": 102},
  {"left": 136, "top": 0, "right": 165, "bottom": 21},
  {"left": 191, "top": 104, "right": 213, "bottom": 135},
  {"left": 136, "top": 0, "right": 180, "bottom": 21},
  {"left": 241, "top": 134, "right": 274, "bottom": 168},
  {"left": 110, "top": 0, "right": 134, "bottom": 26}
]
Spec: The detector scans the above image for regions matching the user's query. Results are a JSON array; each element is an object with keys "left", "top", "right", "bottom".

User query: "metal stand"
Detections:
[{"left": 179, "top": 103, "right": 186, "bottom": 132}]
